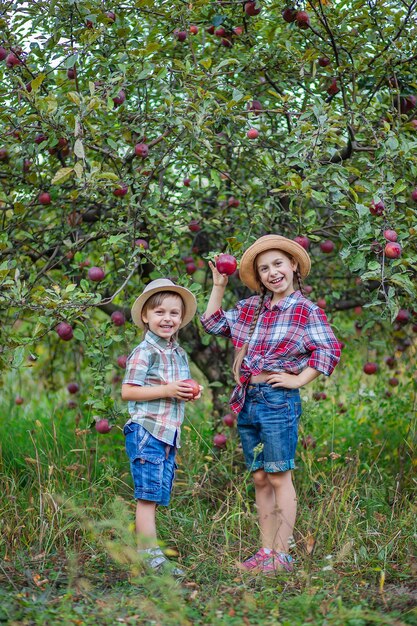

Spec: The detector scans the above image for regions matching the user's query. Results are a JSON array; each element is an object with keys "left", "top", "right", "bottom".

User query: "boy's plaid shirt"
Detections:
[
  {"left": 201, "top": 291, "right": 341, "bottom": 414},
  {"left": 123, "top": 330, "right": 191, "bottom": 447}
]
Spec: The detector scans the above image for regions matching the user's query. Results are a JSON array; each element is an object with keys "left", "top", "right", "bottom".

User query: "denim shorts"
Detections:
[
  {"left": 123, "top": 422, "right": 177, "bottom": 506},
  {"left": 237, "top": 384, "right": 302, "bottom": 473}
]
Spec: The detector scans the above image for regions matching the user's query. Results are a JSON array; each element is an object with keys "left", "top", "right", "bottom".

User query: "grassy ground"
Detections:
[{"left": 1, "top": 338, "right": 416, "bottom": 625}]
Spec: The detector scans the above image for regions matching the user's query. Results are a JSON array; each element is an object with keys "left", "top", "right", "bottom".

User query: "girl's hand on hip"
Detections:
[
  {"left": 265, "top": 373, "right": 302, "bottom": 389},
  {"left": 208, "top": 258, "right": 229, "bottom": 288}
]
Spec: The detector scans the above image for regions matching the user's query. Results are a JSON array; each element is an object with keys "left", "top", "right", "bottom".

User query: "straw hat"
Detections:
[
  {"left": 131, "top": 279, "right": 197, "bottom": 329},
  {"left": 239, "top": 234, "right": 311, "bottom": 291}
]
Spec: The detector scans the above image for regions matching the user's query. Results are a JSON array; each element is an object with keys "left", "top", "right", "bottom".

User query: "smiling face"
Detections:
[
  {"left": 256, "top": 249, "right": 297, "bottom": 302},
  {"left": 142, "top": 293, "right": 184, "bottom": 340}
]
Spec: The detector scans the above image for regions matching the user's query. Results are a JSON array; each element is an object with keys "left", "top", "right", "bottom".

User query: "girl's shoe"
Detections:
[
  {"left": 239, "top": 548, "right": 272, "bottom": 571},
  {"left": 261, "top": 551, "right": 294, "bottom": 575}
]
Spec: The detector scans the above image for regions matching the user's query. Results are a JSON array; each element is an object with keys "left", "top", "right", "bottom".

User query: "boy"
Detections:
[{"left": 122, "top": 278, "right": 200, "bottom": 575}]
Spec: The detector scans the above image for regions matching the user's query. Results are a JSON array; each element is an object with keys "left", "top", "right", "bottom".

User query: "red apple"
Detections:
[
  {"left": 318, "top": 57, "right": 330, "bottom": 67},
  {"left": 135, "top": 143, "right": 149, "bottom": 158},
  {"left": 247, "top": 100, "right": 263, "bottom": 115},
  {"left": 135, "top": 238, "right": 149, "bottom": 249},
  {"left": 228, "top": 196, "right": 240, "bottom": 208},
  {"left": 213, "top": 433, "right": 228, "bottom": 448},
  {"left": 223, "top": 413, "right": 236, "bottom": 427},
  {"left": 317, "top": 298, "right": 326, "bottom": 309},
  {"left": 383, "top": 229, "right": 397, "bottom": 242},
  {"left": 185, "top": 262, "right": 197, "bottom": 274},
  {"left": 411, "top": 188, "right": 417, "bottom": 202},
  {"left": 385, "top": 356, "right": 396, "bottom": 368},
  {"left": 67, "top": 400, "right": 77, "bottom": 409},
  {"left": 301, "top": 434, "right": 316, "bottom": 449},
  {"left": 395, "top": 309, "right": 410, "bottom": 323},
  {"left": 244, "top": 1, "right": 261, "bottom": 16},
  {"left": 88, "top": 266, "right": 105, "bottom": 281},
  {"left": 39, "top": 191, "right": 51, "bottom": 205},
  {"left": 304, "top": 285, "right": 313, "bottom": 294},
  {"left": 67, "top": 67, "right": 76, "bottom": 80},
  {"left": 388, "top": 377, "right": 399, "bottom": 387},
  {"left": 34, "top": 133, "right": 47, "bottom": 145},
  {"left": 282, "top": 7, "right": 297, "bottom": 22},
  {"left": 327, "top": 79, "right": 339, "bottom": 96},
  {"left": 113, "top": 90, "right": 126, "bottom": 106},
  {"left": 117, "top": 355, "right": 127, "bottom": 368},
  {"left": 206, "top": 25, "right": 215, "bottom": 35},
  {"left": 95, "top": 418, "right": 112, "bottom": 434},
  {"left": 320, "top": 240, "right": 334, "bottom": 253},
  {"left": 111, "top": 311, "right": 125, "bottom": 326},
  {"left": 363, "top": 362, "right": 378, "bottom": 375},
  {"left": 384, "top": 242, "right": 402, "bottom": 259},
  {"left": 6, "top": 52, "right": 22, "bottom": 68},
  {"left": 85, "top": 19, "right": 94, "bottom": 28},
  {"left": 295, "top": 11, "right": 310, "bottom": 28},
  {"left": 247, "top": 128, "right": 259, "bottom": 139},
  {"left": 188, "top": 219, "right": 201, "bottom": 232},
  {"left": 67, "top": 382, "right": 79, "bottom": 394},
  {"left": 182, "top": 378, "right": 200, "bottom": 398},
  {"left": 214, "top": 27, "right": 226, "bottom": 37},
  {"left": 56, "top": 321, "right": 74, "bottom": 341},
  {"left": 189, "top": 24, "right": 199, "bottom": 35},
  {"left": 233, "top": 26, "right": 244, "bottom": 36},
  {"left": 369, "top": 200, "right": 385, "bottom": 216},
  {"left": 294, "top": 235, "right": 310, "bottom": 250},
  {"left": 221, "top": 38, "right": 233, "bottom": 48},
  {"left": 0, "top": 47, "right": 7, "bottom": 61},
  {"left": 0, "top": 149, "right": 8, "bottom": 161},
  {"left": 410, "top": 119, "right": 417, "bottom": 130},
  {"left": 113, "top": 183, "right": 128, "bottom": 197},
  {"left": 174, "top": 29, "right": 187, "bottom": 41},
  {"left": 183, "top": 177, "right": 191, "bottom": 187},
  {"left": 354, "top": 306, "right": 362, "bottom": 315},
  {"left": 15, "top": 395, "right": 24, "bottom": 405},
  {"left": 105, "top": 11, "right": 116, "bottom": 22},
  {"left": 216, "top": 254, "right": 237, "bottom": 275}
]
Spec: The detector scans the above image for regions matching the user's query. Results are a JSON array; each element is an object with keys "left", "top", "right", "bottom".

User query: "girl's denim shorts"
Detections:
[
  {"left": 123, "top": 422, "right": 177, "bottom": 506},
  {"left": 237, "top": 384, "right": 302, "bottom": 473}
]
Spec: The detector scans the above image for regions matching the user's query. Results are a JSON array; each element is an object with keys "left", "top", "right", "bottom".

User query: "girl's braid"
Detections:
[
  {"left": 232, "top": 285, "right": 267, "bottom": 385},
  {"left": 295, "top": 267, "right": 305, "bottom": 297}
]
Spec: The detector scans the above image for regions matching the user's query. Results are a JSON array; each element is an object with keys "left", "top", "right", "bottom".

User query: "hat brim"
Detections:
[
  {"left": 131, "top": 285, "right": 197, "bottom": 329},
  {"left": 239, "top": 235, "right": 311, "bottom": 291}
]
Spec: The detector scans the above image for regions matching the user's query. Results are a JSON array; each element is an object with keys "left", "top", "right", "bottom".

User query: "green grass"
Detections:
[{"left": 0, "top": 339, "right": 416, "bottom": 625}]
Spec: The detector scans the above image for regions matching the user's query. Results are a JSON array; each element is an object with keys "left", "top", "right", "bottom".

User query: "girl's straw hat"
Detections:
[
  {"left": 239, "top": 234, "right": 311, "bottom": 291},
  {"left": 131, "top": 279, "right": 197, "bottom": 329}
]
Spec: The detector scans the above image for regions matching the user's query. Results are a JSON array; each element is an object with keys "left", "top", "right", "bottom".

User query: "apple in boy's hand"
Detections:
[
  {"left": 216, "top": 254, "right": 237, "bottom": 275},
  {"left": 95, "top": 418, "right": 112, "bottom": 434},
  {"left": 182, "top": 378, "right": 200, "bottom": 398}
]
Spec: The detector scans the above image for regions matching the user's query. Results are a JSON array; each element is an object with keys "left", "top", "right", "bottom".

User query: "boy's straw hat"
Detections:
[
  {"left": 239, "top": 234, "right": 311, "bottom": 291},
  {"left": 131, "top": 279, "right": 197, "bottom": 329}
]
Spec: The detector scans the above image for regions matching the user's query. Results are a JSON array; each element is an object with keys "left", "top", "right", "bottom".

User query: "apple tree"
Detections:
[{"left": 0, "top": 0, "right": 416, "bottom": 413}]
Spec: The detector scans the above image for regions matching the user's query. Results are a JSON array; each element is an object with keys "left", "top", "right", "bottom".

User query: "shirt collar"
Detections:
[
  {"left": 145, "top": 329, "right": 179, "bottom": 351},
  {"left": 264, "top": 290, "right": 302, "bottom": 311}
]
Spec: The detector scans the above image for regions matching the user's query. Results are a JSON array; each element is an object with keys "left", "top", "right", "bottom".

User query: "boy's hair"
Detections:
[{"left": 142, "top": 291, "right": 185, "bottom": 339}]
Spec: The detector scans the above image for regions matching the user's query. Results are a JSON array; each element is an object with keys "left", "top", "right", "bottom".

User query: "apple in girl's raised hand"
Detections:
[
  {"left": 216, "top": 254, "right": 237, "bottom": 275},
  {"left": 182, "top": 378, "right": 200, "bottom": 398}
]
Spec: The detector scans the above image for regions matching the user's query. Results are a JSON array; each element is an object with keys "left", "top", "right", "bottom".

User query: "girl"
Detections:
[{"left": 201, "top": 235, "right": 341, "bottom": 574}]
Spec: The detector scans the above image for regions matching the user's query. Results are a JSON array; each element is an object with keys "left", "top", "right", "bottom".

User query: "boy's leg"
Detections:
[{"left": 135, "top": 499, "right": 157, "bottom": 546}]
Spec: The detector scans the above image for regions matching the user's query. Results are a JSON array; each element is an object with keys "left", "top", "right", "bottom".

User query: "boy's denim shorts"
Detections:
[
  {"left": 237, "top": 384, "right": 302, "bottom": 473},
  {"left": 123, "top": 422, "right": 177, "bottom": 506}
]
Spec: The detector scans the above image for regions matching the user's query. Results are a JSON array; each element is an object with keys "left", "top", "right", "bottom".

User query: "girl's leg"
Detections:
[
  {"left": 266, "top": 470, "right": 297, "bottom": 553},
  {"left": 135, "top": 499, "right": 157, "bottom": 547},
  {"left": 253, "top": 469, "right": 278, "bottom": 550}
]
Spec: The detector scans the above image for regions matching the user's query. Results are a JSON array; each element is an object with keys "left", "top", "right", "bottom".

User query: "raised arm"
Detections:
[{"left": 203, "top": 258, "right": 229, "bottom": 318}]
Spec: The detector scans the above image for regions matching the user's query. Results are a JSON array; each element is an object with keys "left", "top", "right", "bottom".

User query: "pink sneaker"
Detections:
[
  {"left": 239, "top": 548, "right": 272, "bottom": 571},
  {"left": 261, "top": 551, "right": 294, "bottom": 575}
]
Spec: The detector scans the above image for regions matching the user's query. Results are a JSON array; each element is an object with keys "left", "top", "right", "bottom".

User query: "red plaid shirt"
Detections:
[{"left": 201, "top": 291, "right": 341, "bottom": 413}]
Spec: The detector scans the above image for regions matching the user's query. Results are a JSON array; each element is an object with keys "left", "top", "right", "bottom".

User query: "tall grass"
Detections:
[{"left": 0, "top": 338, "right": 416, "bottom": 625}]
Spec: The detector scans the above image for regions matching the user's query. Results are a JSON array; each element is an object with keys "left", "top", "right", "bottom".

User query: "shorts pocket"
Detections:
[
  {"left": 133, "top": 453, "right": 164, "bottom": 495},
  {"left": 260, "top": 388, "right": 289, "bottom": 410},
  {"left": 124, "top": 423, "right": 150, "bottom": 461}
]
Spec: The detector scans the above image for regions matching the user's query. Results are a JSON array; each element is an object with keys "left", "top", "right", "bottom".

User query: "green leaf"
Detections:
[
  {"left": 12, "top": 346, "right": 25, "bottom": 368},
  {"left": 51, "top": 167, "right": 73, "bottom": 185}
]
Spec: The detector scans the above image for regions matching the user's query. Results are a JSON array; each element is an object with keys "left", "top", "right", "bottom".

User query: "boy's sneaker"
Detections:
[
  {"left": 139, "top": 547, "right": 185, "bottom": 578},
  {"left": 261, "top": 551, "right": 294, "bottom": 575},
  {"left": 239, "top": 548, "right": 272, "bottom": 572}
]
